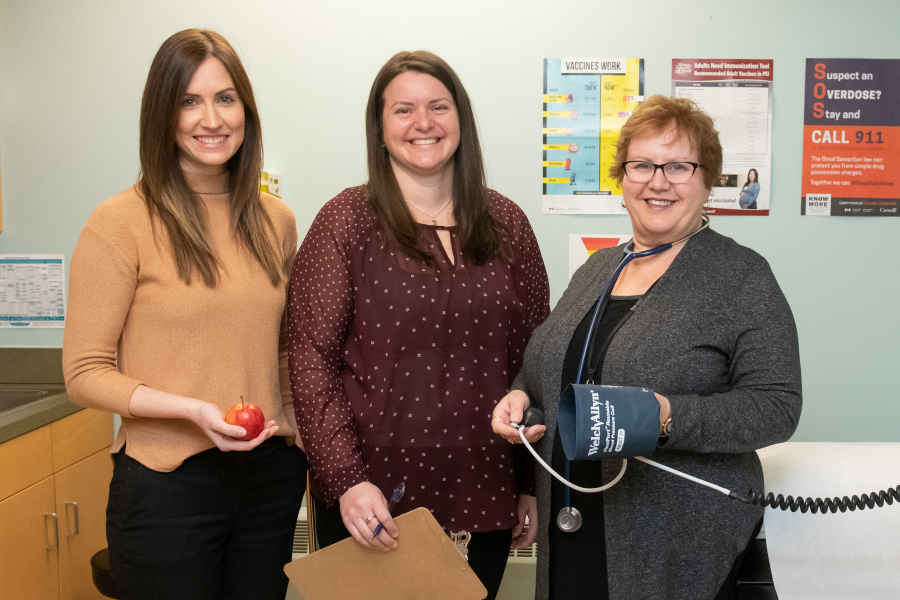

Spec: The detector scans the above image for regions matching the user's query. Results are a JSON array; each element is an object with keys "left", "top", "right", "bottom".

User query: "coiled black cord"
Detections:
[
  {"left": 512, "top": 407, "right": 900, "bottom": 515},
  {"left": 729, "top": 485, "right": 900, "bottom": 514}
]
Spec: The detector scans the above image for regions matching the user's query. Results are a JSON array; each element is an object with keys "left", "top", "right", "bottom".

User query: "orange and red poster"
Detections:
[
  {"left": 568, "top": 234, "right": 629, "bottom": 278},
  {"left": 802, "top": 59, "right": 900, "bottom": 216}
]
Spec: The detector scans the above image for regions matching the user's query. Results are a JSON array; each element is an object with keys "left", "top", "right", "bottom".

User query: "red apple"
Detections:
[{"left": 224, "top": 397, "right": 265, "bottom": 440}]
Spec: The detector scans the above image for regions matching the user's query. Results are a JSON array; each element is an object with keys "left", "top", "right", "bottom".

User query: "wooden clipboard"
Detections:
[{"left": 283, "top": 507, "right": 487, "bottom": 600}]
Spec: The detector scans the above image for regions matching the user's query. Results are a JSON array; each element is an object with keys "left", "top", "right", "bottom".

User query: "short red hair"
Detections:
[{"left": 609, "top": 95, "right": 723, "bottom": 189}]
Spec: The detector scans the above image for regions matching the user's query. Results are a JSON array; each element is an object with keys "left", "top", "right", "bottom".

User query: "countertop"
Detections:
[
  {"left": 0, "top": 348, "right": 84, "bottom": 444},
  {"left": 0, "top": 384, "right": 82, "bottom": 444}
]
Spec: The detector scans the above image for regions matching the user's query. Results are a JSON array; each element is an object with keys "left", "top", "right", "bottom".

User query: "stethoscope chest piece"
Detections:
[{"left": 557, "top": 506, "right": 583, "bottom": 532}]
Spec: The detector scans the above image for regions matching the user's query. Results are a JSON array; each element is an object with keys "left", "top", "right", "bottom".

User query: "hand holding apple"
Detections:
[{"left": 224, "top": 396, "right": 265, "bottom": 440}]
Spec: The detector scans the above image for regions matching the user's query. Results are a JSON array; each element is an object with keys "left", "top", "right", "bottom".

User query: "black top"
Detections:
[{"left": 548, "top": 296, "right": 639, "bottom": 600}]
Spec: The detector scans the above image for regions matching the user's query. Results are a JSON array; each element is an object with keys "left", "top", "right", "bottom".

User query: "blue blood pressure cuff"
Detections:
[{"left": 558, "top": 384, "right": 660, "bottom": 461}]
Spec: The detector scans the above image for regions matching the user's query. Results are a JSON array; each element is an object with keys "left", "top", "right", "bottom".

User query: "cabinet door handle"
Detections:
[
  {"left": 65, "top": 501, "right": 80, "bottom": 536},
  {"left": 44, "top": 512, "right": 59, "bottom": 549}
]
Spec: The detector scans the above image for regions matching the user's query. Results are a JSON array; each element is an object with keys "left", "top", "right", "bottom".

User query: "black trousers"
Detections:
[
  {"left": 312, "top": 495, "right": 513, "bottom": 600},
  {"left": 107, "top": 438, "right": 307, "bottom": 600}
]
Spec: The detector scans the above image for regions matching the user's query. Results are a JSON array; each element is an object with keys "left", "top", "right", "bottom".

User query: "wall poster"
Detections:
[
  {"left": 542, "top": 58, "right": 644, "bottom": 214},
  {"left": 568, "top": 233, "right": 630, "bottom": 279},
  {"left": 672, "top": 59, "right": 773, "bottom": 216},
  {"left": 0, "top": 255, "right": 66, "bottom": 328},
  {"left": 801, "top": 58, "right": 900, "bottom": 216}
]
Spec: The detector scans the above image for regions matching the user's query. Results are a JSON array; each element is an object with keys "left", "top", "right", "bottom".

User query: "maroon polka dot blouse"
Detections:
[{"left": 288, "top": 186, "right": 550, "bottom": 531}]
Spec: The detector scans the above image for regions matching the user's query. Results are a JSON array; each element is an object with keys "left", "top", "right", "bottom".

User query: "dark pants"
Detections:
[
  {"left": 312, "top": 495, "right": 513, "bottom": 600},
  {"left": 714, "top": 517, "right": 764, "bottom": 600},
  {"left": 107, "top": 438, "right": 307, "bottom": 600}
]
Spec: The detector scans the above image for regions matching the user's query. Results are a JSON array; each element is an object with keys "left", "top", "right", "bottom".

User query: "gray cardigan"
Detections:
[{"left": 513, "top": 228, "right": 802, "bottom": 600}]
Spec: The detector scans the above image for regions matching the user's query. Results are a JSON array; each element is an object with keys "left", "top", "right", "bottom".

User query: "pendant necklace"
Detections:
[{"left": 407, "top": 197, "right": 453, "bottom": 226}]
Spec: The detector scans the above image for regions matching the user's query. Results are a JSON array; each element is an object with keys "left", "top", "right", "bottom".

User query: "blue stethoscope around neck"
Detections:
[
  {"left": 510, "top": 214, "right": 900, "bottom": 528},
  {"left": 575, "top": 216, "right": 711, "bottom": 385},
  {"left": 559, "top": 216, "right": 710, "bottom": 532}
]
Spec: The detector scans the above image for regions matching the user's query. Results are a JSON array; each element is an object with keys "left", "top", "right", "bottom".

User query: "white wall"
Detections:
[{"left": 1, "top": 0, "right": 899, "bottom": 442}]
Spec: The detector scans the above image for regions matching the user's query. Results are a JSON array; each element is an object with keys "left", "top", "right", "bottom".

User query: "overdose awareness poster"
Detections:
[
  {"left": 801, "top": 59, "right": 900, "bottom": 216},
  {"left": 672, "top": 59, "right": 773, "bottom": 216},
  {"left": 542, "top": 58, "right": 644, "bottom": 214}
]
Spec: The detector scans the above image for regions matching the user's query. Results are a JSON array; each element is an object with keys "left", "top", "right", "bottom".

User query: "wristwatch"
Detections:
[{"left": 660, "top": 417, "right": 673, "bottom": 438}]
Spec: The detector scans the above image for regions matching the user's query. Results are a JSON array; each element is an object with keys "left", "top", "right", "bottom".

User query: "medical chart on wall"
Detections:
[
  {"left": 672, "top": 59, "right": 773, "bottom": 216},
  {"left": 543, "top": 58, "right": 644, "bottom": 214},
  {"left": 568, "top": 234, "right": 631, "bottom": 278},
  {"left": 800, "top": 59, "right": 900, "bottom": 216},
  {"left": 0, "top": 255, "right": 66, "bottom": 328}
]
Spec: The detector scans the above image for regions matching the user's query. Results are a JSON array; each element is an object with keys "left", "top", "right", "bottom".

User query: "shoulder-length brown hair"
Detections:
[
  {"left": 609, "top": 94, "right": 723, "bottom": 190},
  {"left": 364, "top": 50, "right": 504, "bottom": 264},
  {"left": 139, "top": 28, "right": 283, "bottom": 287}
]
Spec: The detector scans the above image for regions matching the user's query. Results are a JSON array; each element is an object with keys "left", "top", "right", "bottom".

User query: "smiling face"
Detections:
[
  {"left": 622, "top": 125, "right": 709, "bottom": 249},
  {"left": 175, "top": 57, "right": 245, "bottom": 175},
  {"left": 749, "top": 169, "right": 757, "bottom": 182},
  {"left": 381, "top": 71, "right": 460, "bottom": 182}
]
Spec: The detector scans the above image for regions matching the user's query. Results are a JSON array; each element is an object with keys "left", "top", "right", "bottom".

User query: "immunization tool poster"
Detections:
[
  {"left": 542, "top": 58, "right": 644, "bottom": 214},
  {"left": 672, "top": 59, "right": 773, "bottom": 216},
  {"left": 801, "top": 59, "right": 900, "bottom": 216}
]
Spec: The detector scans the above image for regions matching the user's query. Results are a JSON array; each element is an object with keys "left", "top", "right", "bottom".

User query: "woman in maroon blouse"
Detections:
[{"left": 287, "top": 50, "right": 550, "bottom": 598}]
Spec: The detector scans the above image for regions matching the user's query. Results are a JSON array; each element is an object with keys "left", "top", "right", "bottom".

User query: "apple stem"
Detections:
[{"left": 240, "top": 395, "right": 244, "bottom": 409}]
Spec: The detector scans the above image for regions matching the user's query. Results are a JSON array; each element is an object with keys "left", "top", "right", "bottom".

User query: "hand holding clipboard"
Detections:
[{"left": 285, "top": 507, "right": 488, "bottom": 600}]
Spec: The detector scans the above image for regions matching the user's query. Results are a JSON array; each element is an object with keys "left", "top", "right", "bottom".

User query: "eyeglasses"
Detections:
[{"left": 621, "top": 161, "right": 703, "bottom": 184}]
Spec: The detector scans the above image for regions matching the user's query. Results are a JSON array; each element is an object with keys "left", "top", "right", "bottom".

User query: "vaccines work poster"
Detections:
[
  {"left": 801, "top": 59, "right": 900, "bottom": 216},
  {"left": 542, "top": 58, "right": 644, "bottom": 214},
  {"left": 672, "top": 59, "right": 773, "bottom": 216}
]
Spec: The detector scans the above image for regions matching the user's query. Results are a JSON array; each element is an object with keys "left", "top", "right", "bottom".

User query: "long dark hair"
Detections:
[
  {"left": 742, "top": 168, "right": 760, "bottom": 189},
  {"left": 364, "top": 50, "right": 503, "bottom": 264},
  {"left": 139, "top": 28, "right": 283, "bottom": 287}
]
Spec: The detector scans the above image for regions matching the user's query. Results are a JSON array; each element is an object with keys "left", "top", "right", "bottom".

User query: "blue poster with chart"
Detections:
[{"left": 542, "top": 58, "right": 644, "bottom": 214}]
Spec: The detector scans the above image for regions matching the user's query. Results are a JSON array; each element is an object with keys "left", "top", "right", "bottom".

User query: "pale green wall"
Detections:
[{"left": 1, "top": 0, "right": 898, "bottom": 441}]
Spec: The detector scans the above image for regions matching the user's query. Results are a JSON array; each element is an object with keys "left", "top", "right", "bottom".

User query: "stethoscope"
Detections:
[
  {"left": 510, "top": 215, "right": 900, "bottom": 527},
  {"left": 520, "top": 217, "right": 713, "bottom": 532},
  {"left": 510, "top": 216, "right": 900, "bottom": 533}
]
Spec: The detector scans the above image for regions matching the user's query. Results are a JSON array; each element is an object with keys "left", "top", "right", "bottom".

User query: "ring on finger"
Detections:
[{"left": 365, "top": 515, "right": 375, "bottom": 524}]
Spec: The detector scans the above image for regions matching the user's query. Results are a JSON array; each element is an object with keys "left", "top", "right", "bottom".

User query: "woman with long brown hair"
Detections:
[
  {"left": 63, "top": 29, "right": 305, "bottom": 599},
  {"left": 288, "top": 50, "right": 550, "bottom": 599}
]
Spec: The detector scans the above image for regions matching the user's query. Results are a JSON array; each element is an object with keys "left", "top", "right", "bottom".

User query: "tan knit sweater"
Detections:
[{"left": 63, "top": 172, "right": 298, "bottom": 472}]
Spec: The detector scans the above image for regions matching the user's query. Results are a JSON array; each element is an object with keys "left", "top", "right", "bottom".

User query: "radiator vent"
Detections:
[
  {"left": 509, "top": 543, "right": 537, "bottom": 558},
  {"left": 292, "top": 520, "right": 310, "bottom": 555},
  {"left": 293, "top": 520, "right": 537, "bottom": 558},
  {"left": 509, "top": 525, "right": 537, "bottom": 557}
]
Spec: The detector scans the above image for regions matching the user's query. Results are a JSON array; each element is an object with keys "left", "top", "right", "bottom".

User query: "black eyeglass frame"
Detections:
[{"left": 621, "top": 161, "right": 704, "bottom": 183}]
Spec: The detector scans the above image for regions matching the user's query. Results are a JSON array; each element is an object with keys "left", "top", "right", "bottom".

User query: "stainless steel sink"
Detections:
[
  {"left": 0, "top": 389, "right": 50, "bottom": 412},
  {"left": 0, "top": 383, "right": 77, "bottom": 445}
]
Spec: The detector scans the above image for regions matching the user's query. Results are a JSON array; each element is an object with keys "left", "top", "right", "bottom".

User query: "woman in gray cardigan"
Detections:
[{"left": 493, "top": 95, "right": 801, "bottom": 599}]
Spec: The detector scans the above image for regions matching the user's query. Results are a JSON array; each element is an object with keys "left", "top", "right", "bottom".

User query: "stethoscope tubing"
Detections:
[
  {"left": 515, "top": 426, "right": 731, "bottom": 496},
  {"left": 573, "top": 243, "right": 670, "bottom": 386},
  {"left": 515, "top": 217, "right": 900, "bottom": 512},
  {"left": 550, "top": 219, "right": 729, "bottom": 501},
  {"left": 516, "top": 426, "right": 628, "bottom": 493}
]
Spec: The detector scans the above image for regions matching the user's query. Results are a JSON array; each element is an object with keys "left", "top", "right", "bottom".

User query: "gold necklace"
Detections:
[{"left": 406, "top": 197, "right": 453, "bottom": 226}]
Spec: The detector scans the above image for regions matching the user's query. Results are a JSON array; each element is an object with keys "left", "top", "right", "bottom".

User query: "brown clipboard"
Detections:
[{"left": 283, "top": 507, "right": 488, "bottom": 600}]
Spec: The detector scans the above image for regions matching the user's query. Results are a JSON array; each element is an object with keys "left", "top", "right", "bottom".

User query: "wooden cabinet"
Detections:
[{"left": 0, "top": 408, "right": 113, "bottom": 600}]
